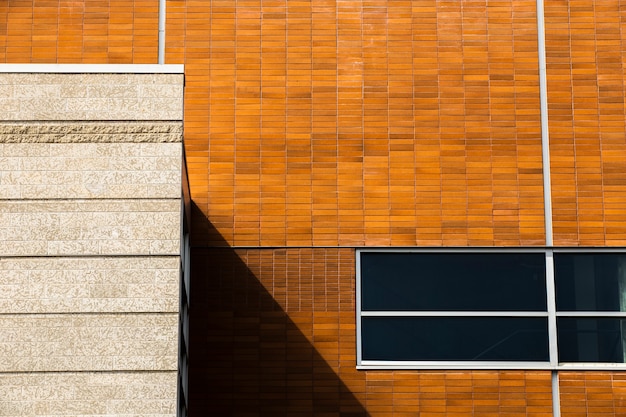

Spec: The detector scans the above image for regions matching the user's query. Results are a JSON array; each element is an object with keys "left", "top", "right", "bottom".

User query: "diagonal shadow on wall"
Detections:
[{"left": 187, "top": 208, "right": 368, "bottom": 416}]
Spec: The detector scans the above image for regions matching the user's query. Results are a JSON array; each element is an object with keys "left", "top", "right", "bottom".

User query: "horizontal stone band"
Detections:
[{"left": 0, "top": 121, "right": 183, "bottom": 143}]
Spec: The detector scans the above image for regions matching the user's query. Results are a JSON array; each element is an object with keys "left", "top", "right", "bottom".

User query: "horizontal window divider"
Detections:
[
  {"left": 357, "top": 247, "right": 626, "bottom": 253},
  {"left": 357, "top": 247, "right": 547, "bottom": 254},
  {"left": 361, "top": 311, "right": 549, "bottom": 317},
  {"left": 556, "top": 311, "right": 626, "bottom": 317},
  {"left": 358, "top": 361, "right": 552, "bottom": 370},
  {"left": 359, "top": 362, "right": 626, "bottom": 371},
  {"left": 552, "top": 247, "right": 626, "bottom": 253},
  {"left": 556, "top": 363, "right": 626, "bottom": 370}
]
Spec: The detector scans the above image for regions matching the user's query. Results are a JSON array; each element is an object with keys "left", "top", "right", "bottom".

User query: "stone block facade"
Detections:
[
  {"left": 0, "top": 66, "right": 184, "bottom": 417},
  {"left": 0, "top": 372, "right": 177, "bottom": 416},
  {"left": 0, "top": 73, "right": 183, "bottom": 120},
  {"left": 0, "top": 257, "right": 179, "bottom": 314}
]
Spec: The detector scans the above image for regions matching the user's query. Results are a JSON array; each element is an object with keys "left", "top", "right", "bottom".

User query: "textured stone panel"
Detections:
[
  {"left": 0, "top": 200, "right": 180, "bottom": 256},
  {"left": 0, "top": 257, "right": 179, "bottom": 314},
  {"left": 0, "top": 121, "right": 183, "bottom": 143},
  {"left": 0, "top": 73, "right": 183, "bottom": 120},
  {"left": 0, "top": 371, "right": 176, "bottom": 416},
  {"left": 0, "top": 314, "right": 177, "bottom": 372},
  {"left": 0, "top": 69, "right": 183, "bottom": 417},
  {"left": 0, "top": 142, "right": 181, "bottom": 199}
]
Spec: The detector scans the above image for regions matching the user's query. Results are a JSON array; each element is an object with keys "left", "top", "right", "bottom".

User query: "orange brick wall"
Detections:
[
  {"left": 545, "top": 1, "right": 626, "bottom": 246},
  {"left": 560, "top": 372, "right": 626, "bottom": 416},
  {"left": 181, "top": 0, "right": 546, "bottom": 247},
  {"left": 0, "top": 0, "right": 159, "bottom": 63}
]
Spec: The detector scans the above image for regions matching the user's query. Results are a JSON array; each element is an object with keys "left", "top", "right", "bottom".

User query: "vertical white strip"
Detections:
[
  {"left": 536, "top": 0, "right": 559, "bottom": 415},
  {"left": 158, "top": 0, "right": 166, "bottom": 64},
  {"left": 546, "top": 250, "right": 558, "bottom": 366},
  {"left": 536, "top": 0, "right": 553, "bottom": 247},
  {"left": 546, "top": 251, "right": 560, "bottom": 417},
  {"left": 552, "top": 370, "right": 561, "bottom": 417}
]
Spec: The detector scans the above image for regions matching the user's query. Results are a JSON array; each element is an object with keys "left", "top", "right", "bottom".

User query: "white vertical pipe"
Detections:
[
  {"left": 536, "top": 0, "right": 559, "bottom": 415},
  {"left": 536, "top": 0, "right": 553, "bottom": 247},
  {"left": 551, "top": 371, "right": 561, "bottom": 417},
  {"left": 546, "top": 250, "right": 559, "bottom": 365},
  {"left": 158, "top": 0, "right": 166, "bottom": 64}
]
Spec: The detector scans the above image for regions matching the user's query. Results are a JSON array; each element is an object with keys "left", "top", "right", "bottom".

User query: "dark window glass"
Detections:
[
  {"left": 557, "top": 318, "right": 626, "bottom": 363},
  {"left": 555, "top": 254, "right": 626, "bottom": 311},
  {"left": 361, "top": 252, "right": 546, "bottom": 311},
  {"left": 361, "top": 317, "right": 549, "bottom": 361}
]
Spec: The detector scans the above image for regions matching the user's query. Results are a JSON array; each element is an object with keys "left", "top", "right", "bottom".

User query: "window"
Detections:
[
  {"left": 555, "top": 253, "right": 626, "bottom": 363},
  {"left": 357, "top": 249, "right": 626, "bottom": 369}
]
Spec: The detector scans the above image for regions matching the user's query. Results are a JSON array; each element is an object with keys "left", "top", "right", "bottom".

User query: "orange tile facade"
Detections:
[
  {"left": 180, "top": 0, "right": 547, "bottom": 247},
  {"left": 3, "top": 0, "right": 626, "bottom": 415},
  {"left": 545, "top": 1, "right": 626, "bottom": 246},
  {"left": 0, "top": 0, "right": 160, "bottom": 63},
  {"left": 560, "top": 372, "right": 626, "bottom": 417}
]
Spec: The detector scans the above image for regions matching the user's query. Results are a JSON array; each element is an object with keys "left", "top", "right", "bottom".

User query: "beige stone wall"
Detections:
[
  {"left": 0, "top": 200, "right": 180, "bottom": 256},
  {"left": 0, "top": 257, "right": 179, "bottom": 313},
  {"left": 0, "top": 314, "right": 178, "bottom": 372},
  {"left": 0, "top": 127, "right": 182, "bottom": 199},
  {"left": 0, "top": 73, "right": 183, "bottom": 120},
  {"left": 0, "top": 69, "right": 183, "bottom": 417},
  {"left": 0, "top": 372, "right": 177, "bottom": 416}
]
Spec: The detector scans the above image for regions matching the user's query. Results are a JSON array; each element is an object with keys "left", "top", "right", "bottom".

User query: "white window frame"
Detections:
[{"left": 356, "top": 247, "right": 626, "bottom": 370}]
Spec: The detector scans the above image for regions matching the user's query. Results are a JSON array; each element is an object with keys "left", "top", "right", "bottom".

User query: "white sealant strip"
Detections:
[
  {"left": 536, "top": 0, "right": 553, "bottom": 248},
  {"left": 158, "top": 0, "right": 166, "bottom": 64},
  {"left": 552, "top": 371, "right": 561, "bottom": 417},
  {"left": 0, "top": 64, "right": 183, "bottom": 73},
  {"left": 536, "top": 0, "right": 559, "bottom": 415}
]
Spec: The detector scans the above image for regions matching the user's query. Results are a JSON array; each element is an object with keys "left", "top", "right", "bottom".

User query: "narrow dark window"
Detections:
[
  {"left": 555, "top": 253, "right": 626, "bottom": 363},
  {"left": 555, "top": 253, "right": 626, "bottom": 311},
  {"left": 358, "top": 251, "right": 549, "bottom": 367},
  {"left": 358, "top": 250, "right": 626, "bottom": 368},
  {"left": 362, "top": 317, "right": 549, "bottom": 362},
  {"left": 557, "top": 318, "right": 626, "bottom": 363},
  {"left": 361, "top": 252, "right": 546, "bottom": 311}
]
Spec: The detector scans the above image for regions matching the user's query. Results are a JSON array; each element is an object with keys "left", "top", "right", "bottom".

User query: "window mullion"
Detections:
[
  {"left": 556, "top": 312, "right": 626, "bottom": 317},
  {"left": 546, "top": 249, "right": 559, "bottom": 367},
  {"left": 361, "top": 311, "right": 549, "bottom": 317},
  {"left": 356, "top": 251, "right": 363, "bottom": 366}
]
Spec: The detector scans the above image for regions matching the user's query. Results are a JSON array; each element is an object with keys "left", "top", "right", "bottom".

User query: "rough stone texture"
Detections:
[
  {"left": 0, "top": 257, "right": 179, "bottom": 313},
  {"left": 0, "top": 141, "right": 182, "bottom": 199},
  {"left": 0, "top": 314, "right": 178, "bottom": 372},
  {"left": 0, "top": 121, "right": 183, "bottom": 143},
  {"left": 0, "top": 70, "right": 183, "bottom": 417},
  {"left": 0, "top": 200, "right": 180, "bottom": 256},
  {"left": 0, "top": 372, "right": 177, "bottom": 416},
  {"left": 0, "top": 73, "right": 183, "bottom": 120}
]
